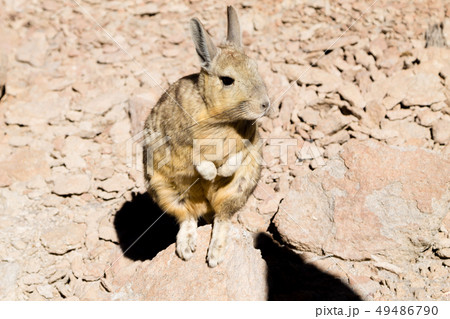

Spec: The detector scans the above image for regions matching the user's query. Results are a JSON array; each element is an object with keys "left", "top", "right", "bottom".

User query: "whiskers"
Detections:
[
  {"left": 251, "top": 100, "right": 272, "bottom": 126},
  {"left": 157, "top": 103, "right": 262, "bottom": 142},
  {"left": 187, "top": 104, "right": 249, "bottom": 133}
]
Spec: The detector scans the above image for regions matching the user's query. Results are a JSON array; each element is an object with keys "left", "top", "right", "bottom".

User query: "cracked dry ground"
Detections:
[{"left": 0, "top": 0, "right": 450, "bottom": 301}]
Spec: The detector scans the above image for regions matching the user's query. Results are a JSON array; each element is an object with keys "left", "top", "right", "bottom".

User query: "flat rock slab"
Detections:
[{"left": 110, "top": 225, "right": 268, "bottom": 300}]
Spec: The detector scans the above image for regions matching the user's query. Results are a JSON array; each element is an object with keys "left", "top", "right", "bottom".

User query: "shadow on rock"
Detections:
[
  {"left": 114, "top": 192, "right": 179, "bottom": 261},
  {"left": 255, "top": 232, "right": 362, "bottom": 301}
]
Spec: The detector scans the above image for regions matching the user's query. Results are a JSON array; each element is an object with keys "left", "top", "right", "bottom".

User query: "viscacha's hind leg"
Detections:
[
  {"left": 176, "top": 215, "right": 198, "bottom": 261},
  {"left": 207, "top": 216, "right": 231, "bottom": 267},
  {"left": 206, "top": 159, "right": 260, "bottom": 267},
  {"left": 148, "top": 172, "right": 206, "bottom": 261}
]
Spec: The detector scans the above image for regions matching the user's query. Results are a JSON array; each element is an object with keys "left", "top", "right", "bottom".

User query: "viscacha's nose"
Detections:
[{"left": 261, "top": 100, "right": 270, "bottom": 110}]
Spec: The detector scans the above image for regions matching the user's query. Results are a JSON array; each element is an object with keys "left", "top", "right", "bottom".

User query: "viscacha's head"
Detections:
[{"left": 190, "top": 6, "right": 270, "bottom": 122}]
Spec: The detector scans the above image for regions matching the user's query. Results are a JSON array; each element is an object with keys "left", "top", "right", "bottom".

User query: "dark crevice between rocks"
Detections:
[
  {"left": 256, "top": 217, "right": 362, "bottom": 301},
  {"left": 0, "top": 85, "right": 5, "bottom": 101}
]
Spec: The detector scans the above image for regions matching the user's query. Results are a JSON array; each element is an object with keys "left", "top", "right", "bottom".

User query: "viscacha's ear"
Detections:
[
  {"left": 226, "top": 6, "right": 241, "bottom": 47},
  {"left": 190, "top": 18, "right": 217, "bottom": 70}
]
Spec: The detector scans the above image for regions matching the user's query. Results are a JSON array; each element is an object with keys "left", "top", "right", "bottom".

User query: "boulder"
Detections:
[
  {"left": 110, "top": 225, "right": 268, "bottom": 300},
  {"left": 274, "top": 140, "right": 450, "bottom": 262}
]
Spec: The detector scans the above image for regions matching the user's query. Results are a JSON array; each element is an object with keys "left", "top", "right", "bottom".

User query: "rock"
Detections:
[
  {"left": 238, "top": 207, "right": 269, "bottom": 233},
  {"left": 97, "top": 51, "right": 133, "bottom": 65},
  {"left": 52, "top": 173, "right": 91, "bottom": 196},
  {"left": 98, "top": 223, "right": 119, "bottom": 243},
  {"left": 294, "top": 66, "right": 342, "bottom": 93},
  {"left": 369, "top": 128, "right": 399, "bottom": 142},
  {"left": 22, "top": 273, "right": 45, "bottom": 286},
  {"left": 310, "top": 130, "right": 325, "bottom": 140},
  {"left": 369, "top": 37, "right": 387, "bottom": 60},
  {"left": 63, "top": 154, "right": 87, "bottom": 170},
  {"left": 61, "top": 136, "right": 95, "bottom": 157},
  {"left": 300, "top": 23, "right": 326, "bottom": 41},
  {"left": 417, "top": 108, "right": 441, "bottom": 127},
  {"left": 281, "top": 64, "right": 306, "bottom": 82},
  {"left": 36, "top": 284, "right": 54, "bottom": 299},
  {"left": 258, "top": 195, "right": 281, "bottom": 216},
  {"left": 386, "top": 109, "right": 412, "bottom": 121},
  {"left": 71, "top": 254, "right": 105, "bottom": 281},
  {"left": 297, "top": 108, "right": 320, "bottom": 126},
  {"left": 128, "top": 88, "right": 160, "bottom": 134},
  {"left": 0, "top": 148, "right": 51, "bottom": 183},
  {"left": 387, "top": 72, "right": 446, "bottom": 107},
  {"left": 41, "top": 223, "right": 86, "bottom": 255},
  {"left": 109, "top": 119, "right": 131, "bottom": 144},
  {"left": 337, "top": 82, "right": 366, "bottom": 108},
  {"left": 436, "top": 238, "right": 450, "bottom": 250},
  {"left": 436, "top": 248, "right": 450, "bottom": 259},
  {"left": 316, "top": 109, "right": 353, "bottom": 135},
  {"left": 303, "top": 35, "right": 358, "bottom": 52},
  {"left": 442, "top": 213, "right": 450, "bottom": 234},
  {"left": 425, "top": 23, "right": 446, "bottom": 48},
  {"left": 364, "top": 79, "right": 389, "bottom": 105},
  {"left": 252, "top": 182, "right": 277, "bottom": 202},
  {"left": 374, "top": 261, "right": 404, "bottom": 275},
  {"left": 381, "top": 96, "right": 401, "bottom": 110},
  {"left": 98, "top": 173, "right": 133, "bottom": 193},
  {"left": 381, "top": 119, "right": 431, "bottom": 142},
  {"left": 78, "top": 121, "right": 102, "bottom": 138},
  {"left": 15, "top": 32, "right": 48, "bottom": 67},
  {"left": 162, "top": 48, "right": 180, "bottom": 58},
  {"left": 5, "top": 93, "right": 69, "bottom": 126},
  {"left": 365, "top": 101, "right": 386, "bottom": 127},
  {"left": 84, "top": 90, "right": 128, "bottom": 115},
  {"left": 0, "top": 262, "right": 20, "bottom": 300},
  {"left": 432, "top": 120, "right": 450, "bottom": 144},
  {"left": 8, "top": 135, "right": 32, "bottom": 147},
  {"left": 237, "top": 196, "right": 271, "bottom": 232},
  {"left": 134, "top": 3, "right": 159, "bottom": 16},
  {"left": 321, "top": 130, "right": 350, "bottom": 146},
  {"left": 111, "top": 225, "right": 268, "bottom": 300},
  {"left": 444, "top": 18, "right": 450, "bottom": 46},
  {"left": 377, "top": 46, "right": 400, "bottom": 69},
  {"left": 324, "top": 143, "right": 343, "bottom": 158},
  {"left": 354, "top": 49, "right": 375, "bottom": 69},
  {"left": 0, "top": 170, "right": 12, "bottom": 187},
  {"left": 273, "top": 140, "right": 450, "bottom": 262}
]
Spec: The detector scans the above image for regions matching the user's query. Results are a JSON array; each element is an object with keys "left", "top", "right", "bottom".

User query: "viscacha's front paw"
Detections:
[
  {"left": 195, "top": 161, "right": 217, "bottom": 181},
  {"left": 217, "top": 151, "right": 243, "bottom": 177}
]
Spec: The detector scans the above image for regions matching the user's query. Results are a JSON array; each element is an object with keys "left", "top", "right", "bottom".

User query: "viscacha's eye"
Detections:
[{"left": 220, "top": 76, "right": 235, "bottom": 86}]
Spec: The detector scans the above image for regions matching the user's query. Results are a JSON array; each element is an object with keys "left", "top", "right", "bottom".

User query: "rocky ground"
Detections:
[{"left": 0, "top": 0, "right": 449, "bottom": 301}]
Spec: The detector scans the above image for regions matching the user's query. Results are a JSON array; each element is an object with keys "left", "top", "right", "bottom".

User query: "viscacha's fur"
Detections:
[{"left": 143, "top": 6, "right": 269, "bottom": 267}]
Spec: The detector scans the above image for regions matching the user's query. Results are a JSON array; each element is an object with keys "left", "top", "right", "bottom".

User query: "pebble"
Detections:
[
  {"left": 432, "top": 120, "right": 450, "bottom": 144},
  {"left": 52, "top": 174, "right": 91, "bottom": 196},
  {"left": 40, "top": 223, "right": 86, "bottom": 255}
]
